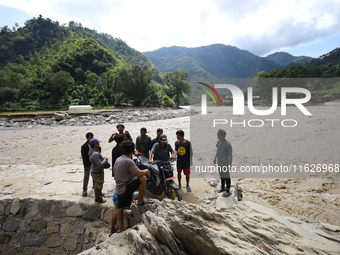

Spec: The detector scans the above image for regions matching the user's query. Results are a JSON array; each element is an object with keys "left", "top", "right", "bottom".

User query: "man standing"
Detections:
[
  {"left": 149, "top": 134, "right": 174, "bottom": 163},
  {"left": 213, "top": 129, "right": 233, "bottom": 197},
  {"left": 89, "top": 138, "right": 109, "bottom": 203},
  {"left": 112, "top": 141, "right": 152, "bottom": 233},
  {"left": 135, "top": 127, "right": 151, "bottom": 159},
  {"left": 173, "top": 130, "right": 193, "bottom": 192},
  {"left": 81, "top": 132, "right": 96, "bottom": 197},
  {"left": 108, "top": 124, "right": 132, "bottom": 143},
  {"left": 111, "top": 134, "right": 124, "bottom": 177},
  {"left": 149, "top": 128, "right": 163, "bottom": 153}
]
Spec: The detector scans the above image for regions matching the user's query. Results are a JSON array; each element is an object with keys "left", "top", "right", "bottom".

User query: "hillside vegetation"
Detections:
[
  {"left": 0, "top": 16, "right": 165, "bottom": 111},
  {"left": 254, "top": 47, "right": 340, "bottom": 98}
]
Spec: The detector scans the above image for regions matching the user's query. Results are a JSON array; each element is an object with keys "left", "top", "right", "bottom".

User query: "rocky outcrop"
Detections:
[{"left": 81, "top": 199, "right": 340, "bottom": 255}]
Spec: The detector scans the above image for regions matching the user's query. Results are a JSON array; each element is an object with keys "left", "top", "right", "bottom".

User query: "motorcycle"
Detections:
[{"left": 134, "top": 155, "right": 182, "bottom": 201}]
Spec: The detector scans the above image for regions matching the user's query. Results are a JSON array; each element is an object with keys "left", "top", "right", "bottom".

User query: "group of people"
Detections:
[{"left": 80, "top": 125, "right": 233, "bottom": 233}]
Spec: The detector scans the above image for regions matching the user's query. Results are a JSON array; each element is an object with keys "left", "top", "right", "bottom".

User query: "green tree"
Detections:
[
  {"left": 163, "top": 70, "right": 191, "bottom": 108},
  {"left": 116, "top": 65, "right": 153, "bottom": 106}
]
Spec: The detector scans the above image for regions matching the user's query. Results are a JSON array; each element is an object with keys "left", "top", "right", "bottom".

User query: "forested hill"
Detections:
[
  {"left": 0, "top": 16, "right": 164, "bottom": 111},
  {"left": 143, "top": 44, "right": 282, "bottom": 78},
  {"left": 0, "top": 17, "right": 163, "bottom": 82},
  {"left": 253, "top": 47, "right": 340, "bottom": 97},
  {"left": 265, "top": 52, "right": 313, "bottom": 67}
]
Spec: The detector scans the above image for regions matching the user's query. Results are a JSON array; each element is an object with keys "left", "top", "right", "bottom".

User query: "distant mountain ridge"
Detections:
[
  {"left": 144, "top": 44, "right": 283, "bottom": 78},
  {"left": 265, "top": 52, "right": 313, "bottom": 67},
  {"left": 144, "top": 44, "right": 314, "bottom": 79}
]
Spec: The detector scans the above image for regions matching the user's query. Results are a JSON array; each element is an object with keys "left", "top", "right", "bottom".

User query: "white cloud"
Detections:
[{"left": 0, "top": 0, "right": 339, "bottom": 55}]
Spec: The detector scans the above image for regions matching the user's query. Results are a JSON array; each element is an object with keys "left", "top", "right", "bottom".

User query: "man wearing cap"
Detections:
[
  {"left": 135, "top": 127, "right": 151, "bottom": 159},
  {"left": 89, "top": 138, "right": 109, "bottom": 203},
  {"left": 149, "top": 134, "right": 175, "bottom": 164},
  {"left": 149, "top": 128, "right": 163, "bottom": 153}
]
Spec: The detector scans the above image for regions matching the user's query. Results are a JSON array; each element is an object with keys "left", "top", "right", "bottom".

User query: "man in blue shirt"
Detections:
[{"left": 213, "top": 129, "right": 233, "bottom": 197}]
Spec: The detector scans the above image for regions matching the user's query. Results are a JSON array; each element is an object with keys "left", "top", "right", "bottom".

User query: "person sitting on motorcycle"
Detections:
[{"left": 149, "top": 134, "right": 175, "bottom": 164}]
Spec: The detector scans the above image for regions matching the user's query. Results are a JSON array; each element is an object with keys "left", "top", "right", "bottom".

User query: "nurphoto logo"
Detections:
[{"left": 200, "top": 83, "right": 312, "bottom": 128}]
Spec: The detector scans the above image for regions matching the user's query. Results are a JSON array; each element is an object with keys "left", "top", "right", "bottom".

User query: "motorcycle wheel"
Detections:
[{"left": 164, "top": 187, "right": 182, "bottom": 201}]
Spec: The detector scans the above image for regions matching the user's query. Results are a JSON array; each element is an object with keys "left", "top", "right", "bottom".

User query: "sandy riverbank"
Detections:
[{"left": 0, "top": 104, "right": 339, "bottom": 225}]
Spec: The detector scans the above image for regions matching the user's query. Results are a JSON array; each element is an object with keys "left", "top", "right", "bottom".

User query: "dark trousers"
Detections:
[
  {"left": 221, "top": 178, "right": 231, "bottom": 191},
  {"left": 91, "top": 171, "right": 104, "bottom": 201},
  {"left": 83, "top": 167, "right": 95, "bottom": 191}
]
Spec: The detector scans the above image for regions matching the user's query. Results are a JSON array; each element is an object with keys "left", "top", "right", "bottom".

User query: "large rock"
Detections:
[
  {"left": 45, "top": 233, "right": 61, "bottom": 248},
  {"left": 46, "top": 221, "right": 59, "bottom": 234},
  {"left": 66, "top": 203, "right": 82, "bottom": 217},
  {"left": 10, "top": 197, "right": 21, "bottom": 215},
  {"left": 31, "top": 220, "right": 47, "bottom": 232},
  {"left": 0, "top": 203, "right": 4, "bottom": 215},
  {"left": 21, "top": 233, "right": 46, "bottom": 246},
  {"left": 83, "top": 206, "right": 101, "bottom": 220},
  {"left": 0, "top": 234, "right": 11, "bottom": 244},
  {"left": 54, "top": 112, "right": 66, "bottom": 121},
  {"left": 2, "top": 220, "right": 19, "bottom": 232},
  {"left": 80, "top": 199, "right": 340, "bottom": 255},
  {"left": 19, "top": 198, "right": 30, "bottom": 217}
]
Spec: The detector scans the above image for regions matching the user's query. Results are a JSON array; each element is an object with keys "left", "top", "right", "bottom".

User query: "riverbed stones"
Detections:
[
  {"left": 54, "top": 112, "right": 66, "bottom": 121},
  {"left": 1, "top": 108, "right": 193, "bottom": 129}
]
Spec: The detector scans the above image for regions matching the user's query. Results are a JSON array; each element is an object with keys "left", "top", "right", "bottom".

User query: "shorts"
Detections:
[
  {"left": 177, "top": 168, "right": 190, "bottom": 176},
  {"left": 117, "top": 178, "right": 141, "bottom": 209}
]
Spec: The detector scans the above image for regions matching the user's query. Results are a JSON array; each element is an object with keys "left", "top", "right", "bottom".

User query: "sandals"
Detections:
[
  {"left": 109, "top": 229, "right": 121, "bottom": 237},
  {"left": 137, "top": 199, "right": 154, "bottom": 206},
  {"left": 222, "top": 191, "right": 231, "bottom": 197},
  {"left": 186, "top": 186, "right": 191, "bottom": 192}
]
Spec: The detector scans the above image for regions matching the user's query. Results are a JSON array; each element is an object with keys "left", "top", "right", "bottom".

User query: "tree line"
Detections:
[{"left": 253, "top": 55, "right": 340, "bottom": 99}]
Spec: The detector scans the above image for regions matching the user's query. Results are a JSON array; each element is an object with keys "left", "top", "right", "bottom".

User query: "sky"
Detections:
[{"left": 0, "top": 0, "right": 340, "bottom": 58}]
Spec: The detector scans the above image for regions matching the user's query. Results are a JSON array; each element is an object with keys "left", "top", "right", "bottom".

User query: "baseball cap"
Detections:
[
  {"left": 159, "top": 134, "right": 168, "bottom": 143},
  {"left": 89, "top": 138, "right": 102, "bottom": 146}
]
